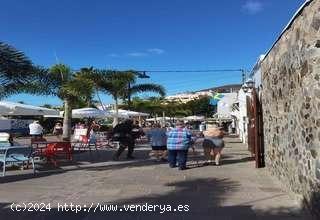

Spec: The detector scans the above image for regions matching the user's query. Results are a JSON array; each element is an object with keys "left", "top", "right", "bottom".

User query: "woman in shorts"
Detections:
[
  {"left": 146, "top": 123, "right": 167, "bottom": 162},
  {"left": 202, "top": 126, "right": 225, "bottom": 165}
]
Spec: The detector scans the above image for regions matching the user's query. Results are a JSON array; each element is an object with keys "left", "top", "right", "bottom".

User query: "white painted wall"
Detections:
[{"left": 236, "top": 89, "right": 250, "bottom": 143}]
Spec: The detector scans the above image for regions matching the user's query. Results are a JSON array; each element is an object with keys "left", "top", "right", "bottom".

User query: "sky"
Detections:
[{"left": 1, "top": 0, "right": 305, "bottom": 106}]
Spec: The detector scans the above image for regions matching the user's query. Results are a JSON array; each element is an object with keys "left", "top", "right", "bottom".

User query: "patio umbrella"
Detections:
[
  {"left": 183, "top": 115, "right": 205, "bottom": 121},
  {"left": 108, "top": 109, "right": 150, "bottom": 118},
  {"left": 146, "top": 117, "right": 171, "bottom": 122},
  {"left": 117, "top": 109, "right": 149, "bottom": 117},
  {"left": 0, "top": 101, "right": 59, "bottom": 116},
  {"left": 71, "top": 108, "right": 111, "bottom": 119}
]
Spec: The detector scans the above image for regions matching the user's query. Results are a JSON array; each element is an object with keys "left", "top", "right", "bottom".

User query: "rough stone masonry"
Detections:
[{"left": 261, "top": 0, "right": 320, "bottom": 217}]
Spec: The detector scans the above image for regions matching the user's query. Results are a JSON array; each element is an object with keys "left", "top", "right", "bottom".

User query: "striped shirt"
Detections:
[{"left": 166, "top": 127, "right": 192, "bottom": 150}]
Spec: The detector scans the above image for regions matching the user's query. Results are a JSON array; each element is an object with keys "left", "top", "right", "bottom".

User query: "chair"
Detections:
[
  {"left": 44, "top": 142, "right": 72, "bottom": 167},
  {"left": 0, "top": 141, "right": 11, "bottom": 148},
  {"left": 0, "top": 146, "right": 35, "bottom": 177}
]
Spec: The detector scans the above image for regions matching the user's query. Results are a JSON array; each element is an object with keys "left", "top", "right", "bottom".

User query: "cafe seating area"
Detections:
[{"left": 0, "top": 131, "right": 119, "bottom": 176}]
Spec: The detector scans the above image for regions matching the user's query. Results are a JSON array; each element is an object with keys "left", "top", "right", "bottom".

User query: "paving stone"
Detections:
[{"left": 0, "top": 137, "right": 312, "bottom": 219}]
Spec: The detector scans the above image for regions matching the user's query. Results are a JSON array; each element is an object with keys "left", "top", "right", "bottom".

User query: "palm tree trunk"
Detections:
[
  {"left": 112, "top": 97, "right": 119, "bottom": 127},
  {"left": 62, "top": 99, "right": 72, "bottom": 140}
]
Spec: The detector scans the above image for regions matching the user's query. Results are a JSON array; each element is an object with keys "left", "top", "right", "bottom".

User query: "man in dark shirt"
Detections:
[{"left": 112, "top": 119, "right": 135, "bottom": 160}]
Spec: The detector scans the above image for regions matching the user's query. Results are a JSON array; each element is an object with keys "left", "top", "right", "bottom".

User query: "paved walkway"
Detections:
[{"left": 0, "top": 137, "right": 312, "bottom": 220}]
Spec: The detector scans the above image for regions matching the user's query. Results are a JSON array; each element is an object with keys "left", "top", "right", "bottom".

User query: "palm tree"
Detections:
[
  {"left": 91, "top": 70, "right": 165, "bottom": 126},
  {"left": 94, "top": 70, "right": 134, "bottom": 126},
  {"left": 53, "top": 64, "right": 96, "bottom": 140},
  {"left": 0, "top": 42, "right": 35, "bottom": 99},
  {"left": 29, "top": 64, "right": 95, "bottom": 140},
  {"left": 123, "top": 70, "right": 166, "bottom": 109},
  {"left": 74, "top": 67, "right": 102, "bottom": 108}
]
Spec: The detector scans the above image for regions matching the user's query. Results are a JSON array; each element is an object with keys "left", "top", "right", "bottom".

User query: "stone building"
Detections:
[{"left": 260, "top": 0, "right": 320, "bottom": 216}]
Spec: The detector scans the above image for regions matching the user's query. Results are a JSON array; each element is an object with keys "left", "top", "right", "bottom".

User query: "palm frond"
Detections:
[
  {"left": 130, "top": 83, "right": 166, "bottom": 97},
  {"left": 0, "top": 42, "right": 35, "bottom": 99},
  {"left": 0, "top": 42, "right": 33, "bottom": 78},
  {"left": 49, "top": 64, "right": 72, "bottom": 84}
]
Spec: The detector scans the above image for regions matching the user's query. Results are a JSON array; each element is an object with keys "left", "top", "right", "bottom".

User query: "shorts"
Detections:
[
  {"left": 152, "top": 146, "right": 167, "bottom": 151},
  {"left": 203, "top": 138, "right": 224, "bottom": 150}
]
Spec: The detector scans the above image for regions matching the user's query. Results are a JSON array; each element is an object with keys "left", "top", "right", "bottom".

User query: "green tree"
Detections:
[
  {"left": 87, "top": 70, "right": 166, "bottom": 126},
  {"left": 0, "top": 42, "right": 36, "bottom": 99},
  {"left": 94, "top": 70, "right": 134, "bottom": 126},
  {"left": 28, "top": 64, "right": 95, "bottom": 140},
  {"left": 183, "top": 96, "right": 214, "bottom": 117},
  {"left": 105, "top": 70, "right": 166, "bottom": 109}
]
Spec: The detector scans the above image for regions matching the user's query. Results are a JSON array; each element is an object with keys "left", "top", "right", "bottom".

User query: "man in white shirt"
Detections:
[{"left": 29, "top": 121, "right": 43, "bottom": 137}]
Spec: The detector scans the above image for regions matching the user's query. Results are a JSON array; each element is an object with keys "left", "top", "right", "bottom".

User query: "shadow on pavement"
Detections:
[
  {"left": 0, "top": 143, "right": 254, "bottom": 184},
  {"left": 0, "top": 177, "right": 311, "bottom": 220}
]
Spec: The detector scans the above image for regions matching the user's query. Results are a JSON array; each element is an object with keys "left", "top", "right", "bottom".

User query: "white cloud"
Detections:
[
  {"left": 127, "top": 52, "right": 148, "bottom": 57},
  {"left": 108, "top": 53, "right": 120, "bottom": 57},
  {"left": 147, "top": 48, "right": 165, "bottom": 54},
  {"left": 242, "top": 1, "right": 263, "bottom": 14},
  {"left": 110, "top": 48, "right": 166, "bottom": 58}
]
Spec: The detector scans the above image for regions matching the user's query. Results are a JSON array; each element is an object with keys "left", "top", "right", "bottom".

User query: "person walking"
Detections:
[
  {"left": 88, "top": 120, "right": 101, "bottom": 144},
  {"left": 202, "top": 125, "right": 225, "bottom": 165},
  {"left": 146, "top": 123, "right": 167, "bottom": 162},
  {"left": 166, "top": 121, "right": 192, "bottom": 170},
  {"left": 29, "top": 121, "right": 44, "bottom": 138},
  {"left": 53, "top": 122, "right": 63, "bottom": 136},
  {"left": 112, "top": 119, "right": 135, "bottom": 160}
]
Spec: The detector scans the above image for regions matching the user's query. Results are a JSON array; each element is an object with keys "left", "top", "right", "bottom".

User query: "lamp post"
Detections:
[
  {"left": 242, "top": 78, "right": 254, "bottom": 93},
  {"left": 245, "top": 78, "right": 255, "bottom": 90},
  {"left": 242, "top": 83, "right": 249, "bottom": 93}
]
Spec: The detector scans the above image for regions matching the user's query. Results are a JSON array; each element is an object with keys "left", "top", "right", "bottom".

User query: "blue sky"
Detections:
[{"left": 1, "top": 0, "right": 304, "bottom": 106}]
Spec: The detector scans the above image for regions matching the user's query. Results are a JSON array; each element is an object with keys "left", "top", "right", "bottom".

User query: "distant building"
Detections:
[
  {"left": 165, "top": 84, "right": 241, "bottom": 103},
  {"left": 198, "top": 84, "right": 242, "bottom": 93},
  {"left": 165, "top": 91, "right": 213, "bottom": 103}
]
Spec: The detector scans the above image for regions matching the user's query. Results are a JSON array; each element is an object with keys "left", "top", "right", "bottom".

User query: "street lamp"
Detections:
[
  {"left": 138, "top": 71, "right": 150, "bottom": 79},
  {"left": 245, "top": 78, "right": 255, "bottom": 89},
  {"left": 242, "top": 78, "right": 254, "bottom": 93},
  {"left": 133, "top": 71, "right": 150, "bottom": 79},
  {"left": 242, "top": 83, "right": 249, "bottom": 93}
]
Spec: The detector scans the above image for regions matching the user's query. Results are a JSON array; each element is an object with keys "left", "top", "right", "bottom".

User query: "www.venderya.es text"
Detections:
[{"left": 10, "top": 202, "right": 190, "bottom": 214}]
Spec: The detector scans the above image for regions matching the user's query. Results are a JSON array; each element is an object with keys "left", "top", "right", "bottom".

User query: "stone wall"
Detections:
[{"left": 261, "top": 0, "right": 320, "bottom": 216}]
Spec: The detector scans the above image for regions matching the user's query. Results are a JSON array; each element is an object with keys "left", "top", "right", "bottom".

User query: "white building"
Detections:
[
  {"left": 233, "top": 89, "right": 249, "bottom": 143},
  {"left": 165, "top": 91, "right": 214, "bottom": 103},
  {"left": 251, "top": 54, "right": 265, "bottom": 90}
]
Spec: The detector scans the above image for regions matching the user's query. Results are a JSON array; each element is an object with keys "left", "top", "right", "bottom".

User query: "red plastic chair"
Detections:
[{"left": 44, "top": 142, "right": 72, "bottom": 167}]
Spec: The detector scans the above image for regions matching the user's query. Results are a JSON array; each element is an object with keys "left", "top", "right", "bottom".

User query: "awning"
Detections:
[
  {"left": 182, "top": 115, "right": 205, "bottom": 121},
  {"left": 107, "top": 109, "right": 149, "bottom": 118},
  {"left": 71, "top": 108, "right": 112, "bottom": 119},
  {"left": 0, "top": 101, "right": 59, "bottom": 116}
]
